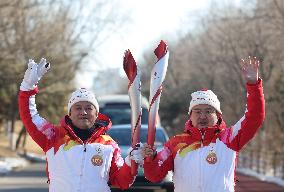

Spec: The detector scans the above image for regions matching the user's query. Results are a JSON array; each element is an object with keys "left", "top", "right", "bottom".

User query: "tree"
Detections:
[
  {"left": 0, "top": 0, "right": 127, "bottom": 150},
  {"left": 138, "top": 0, "right": 284, "bottom": 149}
]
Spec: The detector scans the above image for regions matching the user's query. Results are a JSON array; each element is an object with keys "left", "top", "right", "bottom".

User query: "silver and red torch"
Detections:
[
  {"left": 147, "top": 40, "right": 169, "bottom": 158},
  {"left": 123, "top": 50, "right": 142, "bottom": 175}
]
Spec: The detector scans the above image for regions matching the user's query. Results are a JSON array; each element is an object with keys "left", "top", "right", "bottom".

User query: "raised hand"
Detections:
[
  {"left": 20, "top": 58, "right": 50, "bottom": 91},
  {"left": 240, "top": 56, "right": 259, "bottom": 84},
  {"left": 37, "top": 58, "right": 50, "bottom": 79}
]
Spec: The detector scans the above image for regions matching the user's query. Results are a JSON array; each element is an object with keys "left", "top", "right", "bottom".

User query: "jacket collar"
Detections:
[{"left": 184, "top": 117, "right": 226, "bottom": 142}]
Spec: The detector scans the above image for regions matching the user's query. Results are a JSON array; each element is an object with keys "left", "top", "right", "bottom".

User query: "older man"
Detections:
[
  {"left": 18, "top": 58, "right": 142, "bottom": 192},
  {"left": 142, "top": 56, "right": 265, "bottom": 192}
]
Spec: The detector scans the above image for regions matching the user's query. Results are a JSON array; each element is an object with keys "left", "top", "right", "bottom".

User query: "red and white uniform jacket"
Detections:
[
  {"left": 18, "top": 88, "right": 135, "bottom": 192},
  {"left": 144, "top": 80, "right": 265, "bottom": 192}
]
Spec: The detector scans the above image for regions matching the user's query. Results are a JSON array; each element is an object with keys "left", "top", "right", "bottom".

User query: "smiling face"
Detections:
[
  {"left": 69, "top": 101, "right": 98, "bottom": 129},
  {"left": 190, "top": 104, "right": 218, "bottom": 129}
]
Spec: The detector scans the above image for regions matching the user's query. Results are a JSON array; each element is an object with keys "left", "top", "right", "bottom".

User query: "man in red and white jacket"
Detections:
[
  {"left": 18, "top": 58, "right": 143, "bottom": 192},
  {"left": 142, "top": 56, "right": 265, "bottom": 192}
]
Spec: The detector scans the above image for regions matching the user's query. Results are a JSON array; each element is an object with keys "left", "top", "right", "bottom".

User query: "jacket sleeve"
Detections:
[
  {"left": 108, "top": 144, "right": 135, "bottom": 190},
  {"left": 143, "top": 141, "right": 174, "bottom": 183},
  {"left": 18, "top": 87, "right": 55, "bottom": 152},
  {"left": 227, "top": 78, "right": 265, "bottom": 151}
]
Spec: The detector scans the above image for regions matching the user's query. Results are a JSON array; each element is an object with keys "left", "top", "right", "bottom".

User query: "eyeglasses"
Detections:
[{"left": 191, "top": 109, "right": 216, "bottom": 116}]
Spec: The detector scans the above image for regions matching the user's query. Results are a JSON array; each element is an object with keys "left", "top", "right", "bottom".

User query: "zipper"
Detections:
[
  {"left": 201, "top": 132, "right": 205, "bottom": 147},
  {"left": 199, "top": 144, "right": 203, "bottom": 191},
  {"left": 200, "top": 129, "right": 205, "bottom": 191},
  {"left": 78, "top": 143, "right": 87, "bottom": 191},
  {"left": 84, "top": 143, "right": 87, "bottom": 152}
]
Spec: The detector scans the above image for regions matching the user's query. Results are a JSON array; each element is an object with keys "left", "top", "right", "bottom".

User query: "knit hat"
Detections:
[
  {"left": 67, "top": 88, "right": 99, "bottom": 113},
  {"left": 188, "top": 89, "right": 222, "bottom": 114}
]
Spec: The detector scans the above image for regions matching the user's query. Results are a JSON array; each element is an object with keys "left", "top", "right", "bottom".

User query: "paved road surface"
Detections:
[
  {"left": 0, "top": 162, "right": 283, "bottom": 192},
  {"left": 0, "top": 162, "right": 48, "bottom": 192}
]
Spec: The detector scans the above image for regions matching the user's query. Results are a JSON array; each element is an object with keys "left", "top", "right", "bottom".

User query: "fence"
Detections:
[{"left": 238, "top": 148, "right": 284, "bottom": 179}]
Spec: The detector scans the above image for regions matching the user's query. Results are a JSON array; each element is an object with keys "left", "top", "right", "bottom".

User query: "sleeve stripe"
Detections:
[{"left": 230, "top": 111, "right": 246, "bottom": 142}]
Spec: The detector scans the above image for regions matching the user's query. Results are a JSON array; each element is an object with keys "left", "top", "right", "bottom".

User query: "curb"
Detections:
[{"left": 17, "top": 152, "right": 45, "bottom": 163}]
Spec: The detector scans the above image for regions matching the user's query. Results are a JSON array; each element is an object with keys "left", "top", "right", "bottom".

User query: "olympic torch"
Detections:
[
  {"left": 123, "top": 50, "right": 142, "bottom": 175},
  {"left": 147, "top": 40, "right": 169, "bottom": 160}
]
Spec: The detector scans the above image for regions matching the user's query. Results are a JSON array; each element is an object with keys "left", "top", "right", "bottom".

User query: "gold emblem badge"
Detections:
[
  {"left": 206, "top": 150, "right": 217, "bottom": 164},
  {"left": 91, "top": 146, "right": 104, "bottom": 166},
  {"left": 91, "top": 155, "right": 103, "bottom": 166}
]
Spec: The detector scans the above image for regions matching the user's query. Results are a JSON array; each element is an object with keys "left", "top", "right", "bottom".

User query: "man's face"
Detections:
[
  {"left": 69, "top": 101, "right": 98, "bottom": 129},
  {"left": 190, "top": 104, "right": 218, "bottom": 129}
]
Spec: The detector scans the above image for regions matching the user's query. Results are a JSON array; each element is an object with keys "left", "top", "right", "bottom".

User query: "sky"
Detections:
[{"left": 76, "top": 0, "right": 212, "bottom": 89}]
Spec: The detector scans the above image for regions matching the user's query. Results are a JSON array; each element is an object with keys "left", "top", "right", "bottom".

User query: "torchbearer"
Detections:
[
  {"left": 141, "top": 56, "right": 265, "bottom": 192},
  {"left": 18, "top": 58, "right": 144, "bottom": 191}
]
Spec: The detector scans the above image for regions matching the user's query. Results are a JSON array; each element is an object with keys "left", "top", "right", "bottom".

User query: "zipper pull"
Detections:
[
  {"left": 201, "top": 131, "right": 205, "bottom": 147},
  {"left": 84, "top": 144, "right": 87, "bottom": 152},
  {"left": 201, "top": 132, "right": 205, "bottom": 147}
]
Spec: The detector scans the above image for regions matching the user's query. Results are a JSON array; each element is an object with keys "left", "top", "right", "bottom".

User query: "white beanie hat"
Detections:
[
  {"left": 188, "top": 89, "right": 222, "bottom": 114},
  {"left": 67, "top": 88, "right": 99, "bottom": 113}
]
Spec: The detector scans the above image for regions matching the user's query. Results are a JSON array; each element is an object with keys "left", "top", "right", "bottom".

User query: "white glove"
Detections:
[
  {"left": 20, "top": 58, "right": 50, "bottom": 91},
  {"left": 125, "top": 142, "right": 144, "bottom": 166}
]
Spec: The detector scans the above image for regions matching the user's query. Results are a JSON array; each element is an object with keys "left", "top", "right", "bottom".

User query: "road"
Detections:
[
  {"left": 0, "top": 162, "right": 163, "bottom": 192},
  {"left": 0, "top": 162, "right": 283, "bottom": 192},
  {"left": 0, "top": 162, "right": 48, "bottom": 192}
]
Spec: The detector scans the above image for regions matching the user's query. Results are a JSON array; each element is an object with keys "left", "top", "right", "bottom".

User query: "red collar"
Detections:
[
  {"left": 60, "top": 113, "right": 112, "bottom": 143},
  {"left": 184, "top": 118, "right": 226, "bottom": 144}
]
